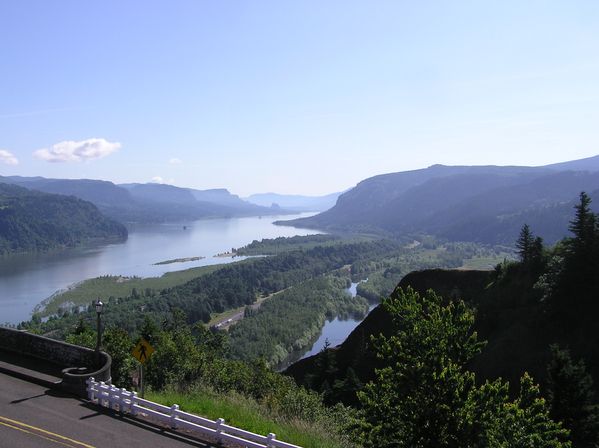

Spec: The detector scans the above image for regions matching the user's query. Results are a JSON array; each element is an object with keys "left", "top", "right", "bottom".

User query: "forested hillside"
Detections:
[
  {"left": 0, "top": 183, "right": 127, "bottom": 254},
  {"left": 287, "top": 192, "right": 599, "bottom": 447},
  {"left": 281, "top": 156, "right": 599, "bottom": 244},
  {"left": 1, "top": 176, "right": 279, "bottom": 223}
]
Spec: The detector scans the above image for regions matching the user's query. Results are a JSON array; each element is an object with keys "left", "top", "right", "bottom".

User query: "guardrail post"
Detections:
[
  {"left": 108, "top": 385, "right": 114, "bottom": 410},
  {"left": 86, "top": 377, "right": 95, "bottom": 401},
  {"left": 130, "top": 391, "right": 138, "bottom": 416},
  {"left": 170, "top": 404, "right": 179, "bottom": 429},
  {"left": 267, "top": 433, "right": 277, "bottom": 447},
  {"left": 119, "top": 388, "right": 126, "bottom": 413},
  {"left": 215, "top": 418, "right": 225, "bottom": 442},
  {"left": 99, "top": 381, "right": 106, "bottom": 407}
]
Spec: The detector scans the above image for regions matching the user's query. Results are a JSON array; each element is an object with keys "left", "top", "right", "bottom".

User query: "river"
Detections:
[
  {"left": 276, "top": 281, "right": 376, "bottom": 370},
  {"left": 0, "top": 213, "right": 319, "bottom": 324}
]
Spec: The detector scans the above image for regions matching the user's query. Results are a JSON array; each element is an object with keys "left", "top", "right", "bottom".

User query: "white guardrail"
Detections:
[{"left": 86, "top": 378, "right": 302, "bottom": 448}]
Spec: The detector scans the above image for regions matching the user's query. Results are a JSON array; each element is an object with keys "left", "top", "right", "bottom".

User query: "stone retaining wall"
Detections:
[{"left": 0, "top": 327, "right": 111, "bottom": 396}]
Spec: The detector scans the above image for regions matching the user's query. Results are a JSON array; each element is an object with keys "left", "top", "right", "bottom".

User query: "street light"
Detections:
[{"left": 95, "top": 299, "right": 103, "bottom": 353}]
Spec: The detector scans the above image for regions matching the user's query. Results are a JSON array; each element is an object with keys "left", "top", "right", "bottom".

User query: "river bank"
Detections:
[{"left": 0, "top": 213, "right": 319, "bottom": 324}]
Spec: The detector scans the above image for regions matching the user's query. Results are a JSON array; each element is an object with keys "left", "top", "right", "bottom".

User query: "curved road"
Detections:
[{"left": 0, "top": 372, "right": 214, "bottom": 447}]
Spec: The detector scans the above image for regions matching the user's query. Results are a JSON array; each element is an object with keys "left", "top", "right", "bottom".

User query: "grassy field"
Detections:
[
  {"left": 147, "top": 388, "right": 351, "bottom": 448},
  {"left": 36, "top": 264, "right": 225, "bottom": 317}
]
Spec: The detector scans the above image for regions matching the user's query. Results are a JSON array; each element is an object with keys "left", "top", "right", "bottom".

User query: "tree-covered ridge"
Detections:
[
  {"left": 21, "top": 239, "right": 400, "bottom": 336},
  {"left": 1, "top": 176, "right": 282, "bottom": 224},
  {"left": 235, "top": 234, "right": 344, "bottom": 255},
  {"left": 287, "top": 192, "right": 599, "bottom": 447},
  {"left": 159, "top": 240, "right": 400, "bottom": 323},
  {"left": 0, "top": 182, "right": 127, "bottom": 255},
  {"left": 283, "top": 163, "right": 599, "bottom": 245},
  {"left": 228, "top": 275, "right": 369, "bottom": 366}
]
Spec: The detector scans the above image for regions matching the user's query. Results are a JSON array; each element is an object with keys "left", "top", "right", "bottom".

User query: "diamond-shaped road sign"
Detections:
[{"left": 132, "top": 338, "right": 155, "bottom": 364}]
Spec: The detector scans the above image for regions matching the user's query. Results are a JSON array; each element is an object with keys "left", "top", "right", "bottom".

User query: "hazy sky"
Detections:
[{"left": 1, "top": 1, "right": 598, "bottom": 196}]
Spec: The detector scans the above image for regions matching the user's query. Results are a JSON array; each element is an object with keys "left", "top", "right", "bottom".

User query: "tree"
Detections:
[
  {"left": 306, "top": 338, "right": 339, "bottom": 404},
  {"left": 567, "top": 192, "right": 596, "bottom": 255},
  {"left": 516, "top": 224, "right": 546, "bottom": 273},
  {"left": 546, "top": 345, "right": 599, "bottom": 448},
  {"left": 103, "top": 327, "right": 135, "bottom": 388},
  {"left": 517, "top": 224, "right": 534, "bottom": 264},
  {"left": 356, "top": 287, "right": 570, "bottom": 448},
  {"left": 530, "top": 236, "right": 545, "bottom": 266},
  {"left": 555, "top": 192, "right": 599, "bottom": 306},
  {"left": 65, "top": 318, "right": 96, "bottom": 348}
]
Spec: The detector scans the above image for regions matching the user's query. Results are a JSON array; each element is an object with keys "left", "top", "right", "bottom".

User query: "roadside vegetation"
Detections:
[
  {"left": 148, "top": 388, "right": 353, "bottom": 448},
  {"left": 66, "top": 312, "right": 357, "bottom": 448}
]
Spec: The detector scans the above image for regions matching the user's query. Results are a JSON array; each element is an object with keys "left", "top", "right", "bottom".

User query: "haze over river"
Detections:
[{"left": 0, "top": 213, "right": 319, "bottom": 324}]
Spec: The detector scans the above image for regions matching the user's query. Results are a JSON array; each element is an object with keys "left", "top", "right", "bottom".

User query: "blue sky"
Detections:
[{"left": 1, "top": 1, "right": 598, "bottom": 195}]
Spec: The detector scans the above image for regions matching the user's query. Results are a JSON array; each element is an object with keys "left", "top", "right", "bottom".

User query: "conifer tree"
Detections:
[
  {"left": 547, "top": 345, "right": 599, "bottom": 448},
  {"left": 559, "top": 192, "right": 599, "bottom": 302},
  {"left": 567, "top": 192, "right": 596, "bottom": 255},
  {"left": 516, "top": 224, "right": 534, "bottom": 263}
]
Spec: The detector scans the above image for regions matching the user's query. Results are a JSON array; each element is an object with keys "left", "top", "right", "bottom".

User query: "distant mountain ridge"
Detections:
[
  {"left": 0, "top": 183, "right": 127, "bottom": 255},
  {"left": 245, "top": 192, "right": 342, "bottom": 212},
  {"left": 279, "top": 155, "right": 599, "bottom": 244},
  {"left": 0, "top": 176, "right": 283, "bottom": 224}
]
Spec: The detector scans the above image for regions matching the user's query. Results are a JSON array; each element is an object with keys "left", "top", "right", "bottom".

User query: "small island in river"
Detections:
[{"left": 153, "top": 256, "right": 204, "bottom": 265}]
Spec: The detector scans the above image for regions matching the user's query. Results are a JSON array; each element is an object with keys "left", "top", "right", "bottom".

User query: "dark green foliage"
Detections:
[
  {"left": 547, "top": 345, "right": 599, "bottom": 448},
  {"left": 136, "top": 314, "right": 354, "bottom": 437},
  {"left": 64, "top": 323, "right": 136, "bottom": 388},
  {"left": 236, "top": 234, "right": 343, "bottom": 255},
  {"left": 288, "top": 194, "right": 599, "bottom": 446},
  {"left": 102, "top": 328, "right": 135, "bottom": 388},
  {"left": 555, "top": 192, "right": 599, "bottom": 304},
  {"left": 228, "top": 275, "right": 368, "bottom": 366},
  {"left": 567, "top": 192, "right": 596, "bottom": 255},
  {"left": 145, "top": 311, "right": 204, "bottom": 389},
  {"left": 21, "top": 239, "right": 399, "bottom": 338},
  {"left": 516, "top": 224, "right": 534, "bottom": 263},
  {"left": 0, "top": 182, "right": 127, "bottom": 254},
  {"left": 356, "top": 287, "right": 569, "bottom": 448},
  {"left": 159, "top": 239, "right": 397, "bottom": 325}
]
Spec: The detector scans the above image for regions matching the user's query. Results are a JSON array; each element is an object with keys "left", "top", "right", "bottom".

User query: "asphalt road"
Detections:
[{"left": 0, "top": 372, "right": 215, "bottom": 448}]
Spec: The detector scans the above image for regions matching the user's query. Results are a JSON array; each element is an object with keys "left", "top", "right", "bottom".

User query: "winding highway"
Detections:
[{"left": 0, "top": 372, "right": 214, "bottom": 448}]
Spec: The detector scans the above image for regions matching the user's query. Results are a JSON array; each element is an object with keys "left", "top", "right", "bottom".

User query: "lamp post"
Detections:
[{"left": 95, "top": 299, "right": 103, "bottom": 353}]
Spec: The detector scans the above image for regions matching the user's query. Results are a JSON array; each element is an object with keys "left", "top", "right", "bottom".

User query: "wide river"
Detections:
[{"left": 0, "top": 213, "right": 320, "bottom": 324}]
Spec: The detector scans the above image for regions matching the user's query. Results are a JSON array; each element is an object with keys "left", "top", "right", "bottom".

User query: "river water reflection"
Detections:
[{"left": 0, "top": 213, "right": 318, "bottom": 324}]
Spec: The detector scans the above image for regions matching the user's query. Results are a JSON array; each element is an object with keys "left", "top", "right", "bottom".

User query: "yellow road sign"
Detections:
[{"left": 132, "top": 338, "right": 155, "bottom": 364}]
